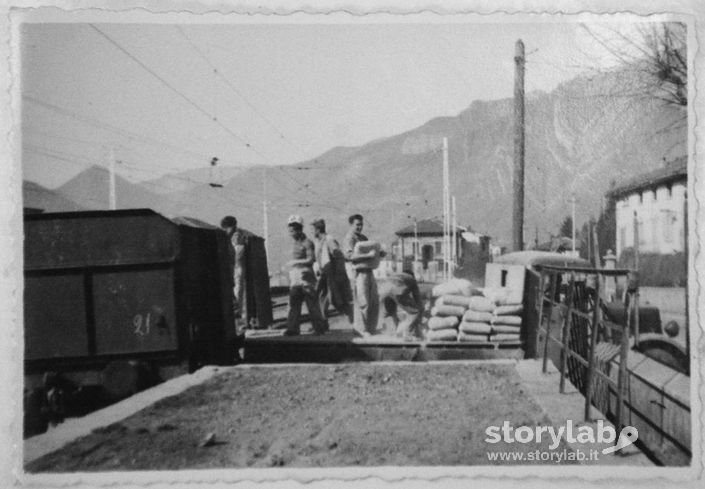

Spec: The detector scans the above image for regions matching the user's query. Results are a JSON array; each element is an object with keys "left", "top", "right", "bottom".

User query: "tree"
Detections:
[
  {"left": 582, "top": 22, "right": 687, "bottom": 108},
  {"left": 596, "top": 198, "right": 616, "bottom": 259},
  {"left": 559, "top": 216, "right": 573, "bottom": 238},
  {"left": 579, "top": 221, "right": 591, "bottom": 261}
]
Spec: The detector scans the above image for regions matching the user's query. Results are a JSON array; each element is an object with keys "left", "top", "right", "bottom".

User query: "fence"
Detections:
[{"left": 536, "top": 265, "right": 638, "bottom": 429}]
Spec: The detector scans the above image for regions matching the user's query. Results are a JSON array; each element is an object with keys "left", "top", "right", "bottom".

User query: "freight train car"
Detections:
[
  {"left": 23, "top": 209, "right": 270, "bottom": 436},
  {"left": 490, "top": 251, "right": 691, "bottom": 465}
]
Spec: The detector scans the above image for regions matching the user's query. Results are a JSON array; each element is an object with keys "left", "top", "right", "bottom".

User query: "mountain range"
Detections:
[{"left": 23, "top": 69, "right": 687, "bottom": 271}]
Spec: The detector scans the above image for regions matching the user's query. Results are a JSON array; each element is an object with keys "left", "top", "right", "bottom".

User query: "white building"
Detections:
[{"left": 608, "top": 157, "right": 687, "bottom": 257}]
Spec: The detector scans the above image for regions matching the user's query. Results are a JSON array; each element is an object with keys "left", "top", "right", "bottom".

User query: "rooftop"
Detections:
[
  {"left": 607, "top": 156, "right": 687, "bottom": 199},
  {"left": 395, "top": 219, "right": 467, "bottom": 237}
]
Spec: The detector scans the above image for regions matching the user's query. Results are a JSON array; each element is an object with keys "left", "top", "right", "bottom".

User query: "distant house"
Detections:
[
  {"left": 390, "top": 219, "right": 491, "bottom": 282},
  {"left": 392, "top": 219, "right": 466, "bottom": 269},
  {"left": 606, "top": 156, "right": 687, "bottom": 257}
]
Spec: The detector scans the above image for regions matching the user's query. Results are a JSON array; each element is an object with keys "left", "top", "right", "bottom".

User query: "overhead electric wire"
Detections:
[
  {"left": 24, "top": 126, "right": 104, "bottom": 148},
  {"left": 31, "top": 25, "right": 349, "bottom": 216},
  {"left": 26, "top": 142, "right": 269, "bottom": 202},
  {"left": 88, "top": 22, "right": 330, "bottom": 210},
  {"left": 176, "top": 26, "right": 311, "bottom": 160},
  {"left": 24, "top": 145, "right": 94, "bottom": 169},
  {"left": 88, "top": 23, "right": 255, "bottom": 150},
  {"left": 25, "top": 144, "right": 266, "bottom": 213},
  {"left": 23, "top": 94, "right": 217, "bottom": 162},
  {"left": 172, "top": 26, "right": 357, "bottom": 211}
]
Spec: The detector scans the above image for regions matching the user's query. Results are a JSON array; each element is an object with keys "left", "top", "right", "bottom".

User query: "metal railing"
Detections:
[{"left": 535, "top": 265, "right": 638, "bottom": 429}]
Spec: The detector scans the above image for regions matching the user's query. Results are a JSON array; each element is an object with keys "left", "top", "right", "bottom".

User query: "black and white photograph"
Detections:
[{"left": 3, "top": 1, "right": 704, "bottom": 487}]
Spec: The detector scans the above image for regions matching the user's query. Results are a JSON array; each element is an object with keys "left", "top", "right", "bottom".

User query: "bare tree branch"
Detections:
[{"left": 581, "top": 22, "right": 687, "bottom": 108}]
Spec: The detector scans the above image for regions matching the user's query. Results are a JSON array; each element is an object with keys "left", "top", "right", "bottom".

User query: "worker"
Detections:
[
  {"left": 343, "top": 214, "right": 383, "bottom": 337},
  {"left": 220, "top": 215, "right": 246, "bottom": 321},
  {"left": 284, "top": 215, "right": 328, "bottom": 336},
  {"left": 378, "top": 271, "right": 425, "bottom": 339},
  {"left": 311, "top": 218, "right": 354, "bottom": 323}
]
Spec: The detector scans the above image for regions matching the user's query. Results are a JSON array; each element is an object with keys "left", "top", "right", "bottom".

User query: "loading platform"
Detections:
[{"left": 243, "top": 328, "right": 523, "bottom": 363}]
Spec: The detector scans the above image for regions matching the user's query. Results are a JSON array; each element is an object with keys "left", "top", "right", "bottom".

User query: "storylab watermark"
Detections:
[{"left": 484, "top": 420, "right": 639, "bottom": 463}]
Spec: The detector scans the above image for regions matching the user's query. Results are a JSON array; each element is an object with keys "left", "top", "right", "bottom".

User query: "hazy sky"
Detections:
[{"left": 21, "top": 16, "right": 638, "bottom": 188}]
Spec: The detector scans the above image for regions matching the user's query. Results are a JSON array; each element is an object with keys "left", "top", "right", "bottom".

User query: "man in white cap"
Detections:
[{"left": 284, "top": 215, "right": 328, "bottom": 336}]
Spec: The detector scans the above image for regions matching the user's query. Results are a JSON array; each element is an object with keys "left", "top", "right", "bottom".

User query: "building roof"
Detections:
[
  {"left": 606, "top": 156, "right": 687, "bottom": 199},
  {"left": 494, "top": 251, "right": 591, "bottom": 269},
  {"left": 395, "top": 219, "right": 466, "bottom": 237}
]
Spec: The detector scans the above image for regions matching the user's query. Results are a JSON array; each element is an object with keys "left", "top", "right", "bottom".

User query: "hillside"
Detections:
[
  {"left": 22, "top": 181, "right": 85, "bottom": 213},
  {"left": 53, "top": 69, "right": 686, "bottom": 271},
  {"left": 56, "top": 165, "right": 176, "bottom": 212},
  {"left": 141, "top": 165, "right": 251, "bottom": 195}
]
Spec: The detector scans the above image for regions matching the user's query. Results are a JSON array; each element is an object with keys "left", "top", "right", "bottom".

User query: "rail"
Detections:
[{"left": 535, "top": 265, "right": 638, "bottom": 430}]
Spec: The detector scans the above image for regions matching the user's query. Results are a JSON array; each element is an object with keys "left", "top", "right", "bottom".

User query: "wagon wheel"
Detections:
[
  {"left": 23, "top": 388, "right": 48, "bottom": 438},
  {"left": 101, "top": 360, "right": 156, "bottom": 402}
]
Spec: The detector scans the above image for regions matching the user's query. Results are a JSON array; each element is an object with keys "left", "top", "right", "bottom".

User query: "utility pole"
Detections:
[
  {"left": 633, "top": 210, "right": 639, "bottom": 270},
  {"left": 451, "top": 195, "right": 457, "bottom": 270},
  {"left": 262, "top": 166, "right": 269, "bottom": 260},
  {"left": 108, "top": 147, "right": 116, "bottom": 210},
  {"left": 684, "top": 191, "right": 689, "bottom": 361},
  {"left": 414, "top": 217, "right": 419, "bottom": 263},
  {"left": 442, "top": 137, "right": 450, "bottom": 281},
  {"left": 513, "top": 39, "right": 526, "bottom": 252},
  {"left": 534, "top": 226, "right": 539, "bottom": 250},
  {"left": 571, "top": 193, "right": 576, "bottom": 255}
]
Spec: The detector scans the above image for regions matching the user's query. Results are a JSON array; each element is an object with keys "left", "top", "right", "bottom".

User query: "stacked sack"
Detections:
[
  {"left": 484, "top": 287, "right": 524, "bottom": 342},
  {"left": 426, "top": 279, "right": 476, "bottom": 342},
  {"left": 458, "top": 296, "right": 495, "bottom": 343}
]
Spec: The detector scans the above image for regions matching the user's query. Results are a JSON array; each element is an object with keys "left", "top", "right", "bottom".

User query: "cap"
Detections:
[{"left": 287, "top": 214, "right": 304, "bottom": 226}]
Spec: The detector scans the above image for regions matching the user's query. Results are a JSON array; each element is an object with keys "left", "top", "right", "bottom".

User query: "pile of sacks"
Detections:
[
  {"left": 459, "top": 287, "right": 523, "bottom": 342},
  {"left": 426, "top": 278, "right": 477, "bottom": 342}
]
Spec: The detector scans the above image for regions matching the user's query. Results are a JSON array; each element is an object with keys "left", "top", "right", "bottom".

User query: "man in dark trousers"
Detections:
[
  {"left": 220, "top": 215, "right": 246, "bottom": 320},
  {"left": 311, "top": 218, "right": 353, "bottom": 324},
  {"left": 343, "top": 214, "right": 381, "bottom": 337},
  {"left": 284, "top": 215, "right": 328, "bottom": 336},
  {"left": 378, "top": 271, "right": 425, "bottom": 339}
]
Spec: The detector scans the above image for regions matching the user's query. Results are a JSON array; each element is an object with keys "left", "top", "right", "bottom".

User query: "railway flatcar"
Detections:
[
  {"left": 23, "top": 209, "right": 270, "bottom": 436},
  {"left": 490, "top": 251, "right": 691, "bottom": 465}
]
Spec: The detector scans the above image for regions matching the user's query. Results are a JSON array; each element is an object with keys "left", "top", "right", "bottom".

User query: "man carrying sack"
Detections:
[{"left": 343, "top": 214, "right": 383, "bottom": 337}]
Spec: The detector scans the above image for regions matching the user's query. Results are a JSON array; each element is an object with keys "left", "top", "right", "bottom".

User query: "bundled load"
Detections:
[
  {"left": 352, "top": 240, "right": 381, "bottom": 269},
  {"left": 484, "top": 287, "right": 523, "bottom": 342},
  {"left": 425, "top": 279, "right": 523, "bottom": 343},
  {"left": 426, "top": 278, "right": 476, "bottom": 342},
  {"left": 458, "top": 296, "right": 495, "bottom": 343},
  {"left": 456, "top": 287, "right": 524, "bottom": 343},
  {"left": 431, "top": 278, "right": 477, "bottom": 298}
]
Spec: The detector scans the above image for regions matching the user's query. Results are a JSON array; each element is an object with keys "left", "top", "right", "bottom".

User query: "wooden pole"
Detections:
[
  {"left": 263, "top": 166, "right": 269, "bottom": 260},
  {"left": 443, "top": 137, "right": 450, "bottom": 280},
  {"left": 633, "top": 210, "right": 639, "bottom": 270},
  {"left": 592, "top": 220, "right": 600, "bottom": 270},
  {"left": 452, "top": 196, "right": 457, "bottom": 271},
  {"left": 414, "top": 218, "right": 419, "bottom": 263},
  {"left": 585, "top": 271, "right": 601, "bottom": 420},
  {"left": 108, "top": 147, "right": 116, "bottom": 210},
  {"left": 535, "top": 272, "right": 546, "bottom": 359},
  {"left": 684, "top": 191, "right": 690, "bottom": 362},
  {"left": 542, "top": 272, "right": 558, "bottom": 373},
  {"left": 559, "top": 272, "right": 575, "bottom": 394},
  {"left": 617, "top": 295, "right": 632, "bottom": 431},
  {"left": 512, "top": 39, "right": 525, "bottom": 252},
  {"left": 571, "top": 194, "right": 576, "bottom": 254},
  {"left": 632, "top": 210, "right": 640, "bottom": 343}
]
